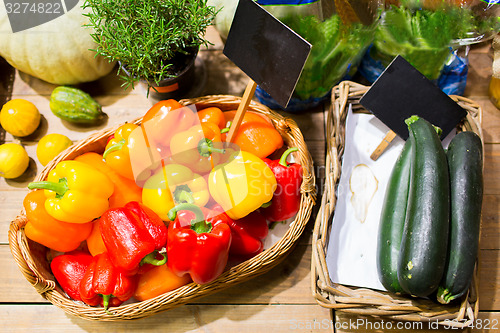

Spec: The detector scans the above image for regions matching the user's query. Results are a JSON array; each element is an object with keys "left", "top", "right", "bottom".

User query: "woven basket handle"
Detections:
[{"left": 8, "top": 214, "right": 55, "bottom": 296}]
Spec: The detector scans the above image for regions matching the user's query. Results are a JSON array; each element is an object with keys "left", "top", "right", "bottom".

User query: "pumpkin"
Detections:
[{"left": 0, "top": 1, "right": 115, "bottom": 85}]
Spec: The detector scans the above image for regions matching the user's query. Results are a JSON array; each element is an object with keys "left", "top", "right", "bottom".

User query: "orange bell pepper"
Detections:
[
  {"left": 141, "top": 99, "right": 198, "bottom": 150},
  {"left": 86, "top": 218, "right": 107, "bottom": 256},
  {"left": 170, "top": 122, "right": 225, "bottom": 175},
  {"left": 142, "top": 99, "right": 184, "bottom": 123},
  {"left": 74, "top": 152, "right": 142, "bottom": 209},
  {"left": 198, "top": 107, "right": 226, "bottom": 130},
  {"left": 134, "top": 264, "right": 191, "bottom": 301},
  {"left": 24, "top": 190, "right": 93, "bottom": 252},
  {"left": 223, "top": 111, "right": 283, "bottom": 159},
  {"left": 102, "top": 123, "right": 139, "bottom": 180}
]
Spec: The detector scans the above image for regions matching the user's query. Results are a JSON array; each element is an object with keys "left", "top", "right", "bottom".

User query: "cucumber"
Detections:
[
  {"left": 397, "top": 116, "right": 450, "bottom": 298},
  {"left": 50, "top": 86, "right": 105, "bottom": 124},
  {"left": 377, "top": 138, "right": 412, "bottom": 294},
  {"left": 437, "top": 131, "right": 483, "bottom": 304}
]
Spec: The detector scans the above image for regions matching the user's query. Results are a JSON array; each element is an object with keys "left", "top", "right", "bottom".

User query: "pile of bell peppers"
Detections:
[{"left": 25, "top": 99, "right": 304, "bottom": 312}]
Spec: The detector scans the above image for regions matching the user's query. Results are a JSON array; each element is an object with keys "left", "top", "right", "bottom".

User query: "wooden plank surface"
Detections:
[
  {"left": 336, "top": 312, "right": 500, "bottom": 333},
  {"left": 1, "top": 244, "right": 316, "bottom": 305},
  {"left": 1, "top": 26, "right": 499, "bottom": 333},
  {"left": 1, "top": 304, "right": 333, "bottom": 332}
]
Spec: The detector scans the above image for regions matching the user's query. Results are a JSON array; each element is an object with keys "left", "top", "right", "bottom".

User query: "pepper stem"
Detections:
[
  {"left": 140, "top": 251, "right": 167, "bottom": 267},
  {"left": 167, "top": 203, "right": 212, "bottom": 234},
  {"left": 269, "top": 221, "right": 286, "bottom": 230},
  {"left": 261, "top": 201, "right": 272, "bottom": 208},
  {"left": 173, "top": 185, "right": 194, "bottom": 204},
  {"left": 101, "top": 294, "right": 111, "bottom": 313},
  {"left": 103, "top": 139, "right": 126, "bottom": 159},
  {"left": 220, "top": 121, "right": 232, "bottom": 134},
  {"left": 198, "top": 138, "right": 225, "bottom": 157},
  {"left": 28, "top": 178, "right": 69, "bottom": 198},
  {"left": 279, "top": 147, "right": 299, "bottom": 167}
]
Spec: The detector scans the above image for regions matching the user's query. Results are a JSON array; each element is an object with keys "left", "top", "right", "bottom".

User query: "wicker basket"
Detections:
[
  {"left": 9, "top": 95, "right": 316, "bottom": 321},
  {"left": 311, "top": 81, "right": 483, "bottom": 328}
]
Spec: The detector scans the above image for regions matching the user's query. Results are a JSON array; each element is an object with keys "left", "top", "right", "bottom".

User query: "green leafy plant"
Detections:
[
  {"left": 282, "top": 14, "right": 376, "bottom": 100},
  {"left": 373, "top": 4, "right": 500, "bottom": 80},
  {"left": 83, "top": 0, "right": 217, "bottom": 90}
]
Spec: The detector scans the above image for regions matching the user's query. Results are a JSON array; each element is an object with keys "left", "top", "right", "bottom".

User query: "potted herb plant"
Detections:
[{"left": 83, "top": 0, "right": 216, "bottom": 99}]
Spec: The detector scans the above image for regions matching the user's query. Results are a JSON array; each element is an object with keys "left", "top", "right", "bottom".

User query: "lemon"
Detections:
[
  {"left": 36, "top": 134, "right": 73, "bottom": 166},
  {"left": 0, "top": 143, "right": 30, "bottom": 179}
]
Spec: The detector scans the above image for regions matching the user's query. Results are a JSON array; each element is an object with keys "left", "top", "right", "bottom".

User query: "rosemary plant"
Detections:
[{"left": 83, "top": 0, "right": 216, "bottom": 90}]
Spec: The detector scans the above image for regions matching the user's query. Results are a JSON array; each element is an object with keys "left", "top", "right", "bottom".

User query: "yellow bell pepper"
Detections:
[
  {"left": 27, "top": 160, "right": 114, "bottom": 223},
  {"left": 103, "top": 123, "right": 138, "bottom": 180},
  {"left": 142, "top": 163, "right": 209, "bottom": 221},
  {"left": 208, "top": 150, "right": 277, "bottom": 220}
]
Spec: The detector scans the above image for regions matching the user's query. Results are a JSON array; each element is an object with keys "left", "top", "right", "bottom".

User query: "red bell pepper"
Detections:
[
  {"left": 125, "top": 201, "right": 167, "bottom": 250},
  {"left": 100, "top": 203, "right": 167, "bottom": 274},
  {"left": 79, "top": 252, "right": 137, "bottom": 312},
  {"left": 260, "top": 147, "right": 303, "bottom": 222},
  {"left": 50, "top": 251, "right": 93, "bottom": 302},
  {"left": 167, "top": 203, "right": 231, "bottom": 284},
  {"left": 209, "top": 204, "right": 268, "bottom": 257}
]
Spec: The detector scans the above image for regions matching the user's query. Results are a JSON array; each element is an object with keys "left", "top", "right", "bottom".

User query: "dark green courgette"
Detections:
[
  {"left": 397, "top": 116, "right": 450, "bottom": 298},
  {"left": 377, "top": 138, "right": 412, "bottom": 294},
  {"left": 437, "top": 131, "right": 483, "bottom": 304}
]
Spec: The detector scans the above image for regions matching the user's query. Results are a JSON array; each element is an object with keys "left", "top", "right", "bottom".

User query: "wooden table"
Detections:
[{"left": 1, "top": 28, "right": 498, "bottom": 332}]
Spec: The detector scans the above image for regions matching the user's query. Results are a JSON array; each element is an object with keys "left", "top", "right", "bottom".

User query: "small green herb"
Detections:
[{"left": 83, "top": 0, "right": 217, "bottom": 90}]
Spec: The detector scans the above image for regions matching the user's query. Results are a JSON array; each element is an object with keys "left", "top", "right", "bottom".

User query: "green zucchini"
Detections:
[
  {"left": 397, "top": 116, "right": 450, "bottom": 298},
  {"left": 50, "top": 86, "right": 105, "bottom": 124},
  {"left": 377, "top": 138, "right": 412, "bottom": 294},
  {"left": 437, "top": 131, "right": 483, "bottom": 304}
]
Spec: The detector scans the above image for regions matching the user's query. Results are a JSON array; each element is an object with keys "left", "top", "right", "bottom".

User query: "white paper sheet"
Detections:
[{"left": 325, "top": 106, "right": 455, "bottom": 291}]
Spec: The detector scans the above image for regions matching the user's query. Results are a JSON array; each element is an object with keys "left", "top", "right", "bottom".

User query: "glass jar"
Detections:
[
  {"left": 209, "top": 0, "right": 383, "bottom": 112},
  {"left": 491, "top": 34, "right": 500, "bottom": 110},
  {"left": 256, "top": 0, "right": 381, "bottom": 112},
  {"left": 359, "top": 0, "right": 500, "bottom": 95}
]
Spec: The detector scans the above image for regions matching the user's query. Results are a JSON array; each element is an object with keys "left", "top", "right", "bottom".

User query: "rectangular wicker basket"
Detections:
[
  {"left": 311, "top": 81, "right": 483, "bottom": 329},
  {"left": 9, "top": 95, "right": 316, "bottom": 321}
]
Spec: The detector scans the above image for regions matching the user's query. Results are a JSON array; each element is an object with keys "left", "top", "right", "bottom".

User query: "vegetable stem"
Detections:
[
  {"left": 198, "top": 138, "right": 225, "bottom": 157},
  {"left": 103, "top": 139, "right": 126, "bottom": 159},
  {"left": 174, "top": 186, "right": 195, "bottom": 204},
  {"left": 28, "top": 178, "right": 69, "bottom": 197},
  {"left": 168, "top": 203, "right": 208, "bottom": 229},
  {"left": 140, "top": 251, "right": 167, "bottom": 267},
  {"left": 279, "top": 147, "right": 299, "bottom": 167}
]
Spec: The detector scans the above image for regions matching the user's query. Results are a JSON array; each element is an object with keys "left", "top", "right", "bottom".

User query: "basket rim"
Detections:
[
  {"left": 8, "top": 94, "right": 317, "bottom": 321},
  {"left": 311, "top": 81, "right": 483, "bottom": 329}
]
